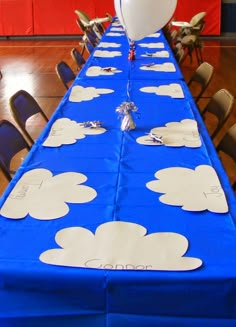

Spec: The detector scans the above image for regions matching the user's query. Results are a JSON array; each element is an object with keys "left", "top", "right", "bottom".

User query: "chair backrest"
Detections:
[
  {"left": 9, "top": 90, "right": 49, "bottom": 145},
  {"left": 55, "top": 61, "right": 76, "bottom": 90},
  {"left": 202, "top": 89, "right": 234, "bottom": 139},
  {"left": 190, "top": 12, "right": 206, "bottom": 27},
  {"left": 188, "top": 62, "right": 214, "bottom": 102},
  {"left": 84, "top": 27, "right": 99, "bottom": 47},
  {"left": 84, "top": 36, "right": 95, "bottom": 55},
  {"left": 74, "top": 9, "right": 91, "bottom": 26},
  {"left": 76, "top": 18, "right": 86, "bottom": 32},
  {"left": 71, "top": 48, "right": 85, "bottom": 70},
  {"left": 0, "top": 120, "right": 30, "bottom": 181},
  {"left": 216, "top": 123, "right": 236, "bottom": 190}
]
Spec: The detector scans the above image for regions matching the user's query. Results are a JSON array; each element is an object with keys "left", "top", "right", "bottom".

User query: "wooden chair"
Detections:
[
  {"left": 0, "top": 119, "right": 31, "bottom": 181},
  {"left": 187, "top": 62, "right": 214, "bottom": 103},
  {"left": 216, "top": 123, "right": 236, "bottom": 190},
  {"left": 55, "top": 61, "right": 76, "bottom": 90},
  {"left": 202, "top": 89, "right": 234, "bottom": 140},
  {"left": 9, "top": 90, "right": 49, "bottom": 145}
]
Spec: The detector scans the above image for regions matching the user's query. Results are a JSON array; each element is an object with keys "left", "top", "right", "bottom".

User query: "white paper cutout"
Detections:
[
  {"left": 39, "top": 221, "right": 203, "bottom": 271},
  {"left": 136, "top": 119, "right": 201, "bottom": 148},
  {"left": 86, "top": 66, "right": 122, "bottom": 77},
  {"left": 106, "top": 32, "right": 124, "bottom": 36},
  {"left": 141, "top": 51, "right": 170, "bottom": 58},
  {"left": 139, "top": 42, "right": 165, "bottom": 49},
  {"left": 146, "top": 165, "right": 228, "bottom": 213},
  {"left": 93, "top": 50, "right": 122, "bottom": 58},
  {"left": 112, "top": 22, "right": 122, "bottom": 27},
  {"left": 140, "top": 62, "right": 176, "bottom": 72},
  {"left": 110, "top": 27, "right": 124, "bottom": 31},
  {"left": 43, "top": 118, "right": 106, "bottom": 147},
  {"left": 0, "top": 169, "right": 97, "bottom": 220},
  {"left": 69, "top": 86, "right": 114, "bottom": 102},
  {"left": 98, "top": 42, "right": 121, "bottom": 48},
  {"left": 140, "top": 84, "right": 184, "bottom": 98},
  {"left": 146, "top": 32, "right": 161, "bottom": 38}
]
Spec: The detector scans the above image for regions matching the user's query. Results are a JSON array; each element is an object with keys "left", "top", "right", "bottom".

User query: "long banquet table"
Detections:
[{"left": 0, "top": 21, "right": 236, "bottom": 326}]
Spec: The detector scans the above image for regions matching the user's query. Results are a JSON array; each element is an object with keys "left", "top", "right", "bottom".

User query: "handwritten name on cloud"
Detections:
[
  {"left": 69, "top": 85, "right": 114, "bottom": 102},
  {"left": 146, "top": 165, "right": 228, "bottom": 213},
  {"left": 140, "top": 84, "right": 184, "bottom": 98},
  {"left": 43, "top": 118, "right": 106, "bottom": 147},
  {"left": 40, "top": 221, "right": 203, "bottom": 271},
  {"left": 0, "top": 169, "right": 97, "bottom": 220}
]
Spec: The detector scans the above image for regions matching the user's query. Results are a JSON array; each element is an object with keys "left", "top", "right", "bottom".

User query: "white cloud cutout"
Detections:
[
  {"left": 110, "top": 27, "right": 124, "bottom": 32},
  {"left": 146, "top": 165, "right": 228, "bottom": 213},
  {"left": 39, "top": 221, "right": 203, "bottom": 271},
  {"left": 43, "top": 118, "right": 106, "bottom": 147},
  {"left": 140, "top": 84, "right": 184, "bottom": 98},
  {"left": 141, "top": 51, "right": 170, "bottom": 58},
  {"left": 0, "top": 169, "right": 97, "bottom": 220},
  {"left": 112, "top": 22, "right": 121, "bottom": 27},
  {"left": 93, "top": 50, "right": 122, "bottom": 58},
  {"left": 69, "top": 86, "right": 114, "bottom": 102},
  {"left": 136, "top": 119, "right": 201, "bottom": 148},
  {"left": 86, "top": 66, "right": 122, "bottom": 77},
  {"left": 140, "top": 62, "right": 176, "bottom": 72},
  {"left": 146, "top": 32, "right": 161, "bottom": 38},
  {"left": 106, "top": 32, "right": 124, "bottom": 36},
  {"left": 139, "top": 42, "right": 165, "bottom": 49},
  {"left": 98, "top": 42, "right": 121, "bottom": 48}
]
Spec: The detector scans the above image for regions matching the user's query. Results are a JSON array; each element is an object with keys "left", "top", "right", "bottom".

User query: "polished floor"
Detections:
[{"left": 0, "top": 37, "right": 235, "bottom": 196}]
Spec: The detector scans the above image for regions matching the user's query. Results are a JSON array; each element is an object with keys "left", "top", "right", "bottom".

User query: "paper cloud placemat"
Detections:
[
  {"left": 43, "top": 118, "right": 106, "bottom": 147},
  {"left": 140, "top": 83, "right": 184, "bottom": 98},
  {"left": 93, "top": 50, "right": 122, "bottom": 58},
  {"left": 146, "top": 32, "right": 161, "bottom": 38},
  {"left": 146, "top": 165, "right": 228, "bottom": 213},
  {"left": 97, "top": 42, "right": 122, "bottom": 48},
  {"left": 140, "top": 63, "right": 176, "bottom": 72},
  {"left": 106, "top": 32, "right": 125, "bottom": 37},
  {"left": 86, "top": 66, "right": 122, "bottom": 77},
  {"left": 136, "top": 119, "right": 201, "bottom": 148},
  {"left": 40, "top": 221, "right": 202, "bottom": 271},
  {"left": 139, "top": 42, "right": 165, "bottom": 49},
  {"left": 0, "top": 169, "right": 97, "bottom": 220},
  {"left": 69, "top": 85, "right": 114, "bottom": 102},
  {"left": 141, "top": 51, "right": 170, "bottom": 58}
]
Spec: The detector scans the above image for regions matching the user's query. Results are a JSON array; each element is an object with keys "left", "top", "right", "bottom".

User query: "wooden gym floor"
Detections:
[{"left": 0, "top": 37, "right": 235, "bottom": 196}]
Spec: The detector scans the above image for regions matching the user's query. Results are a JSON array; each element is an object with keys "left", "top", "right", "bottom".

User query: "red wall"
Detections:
[{"left": 0, "top": 0, "right": 220, "bottom": 36}]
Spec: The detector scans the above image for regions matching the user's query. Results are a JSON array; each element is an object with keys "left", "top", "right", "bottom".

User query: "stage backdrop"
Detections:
[{"left": 0, "top": 0, "right": 221, "bottom": 36}]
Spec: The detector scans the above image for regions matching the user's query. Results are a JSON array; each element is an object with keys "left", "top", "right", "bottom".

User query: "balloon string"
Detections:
[{"left": 126, "top": 58, "right": 132, "bottom": 102}]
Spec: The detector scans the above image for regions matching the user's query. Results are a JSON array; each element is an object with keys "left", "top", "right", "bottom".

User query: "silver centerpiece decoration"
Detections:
[{"left": 116, "top": 101, "right": 138, "bottom": 131}]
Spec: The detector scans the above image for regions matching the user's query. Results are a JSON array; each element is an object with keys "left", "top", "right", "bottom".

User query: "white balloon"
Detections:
[{"left": 114, "top": 0, "right": 177, "bottom": 41}]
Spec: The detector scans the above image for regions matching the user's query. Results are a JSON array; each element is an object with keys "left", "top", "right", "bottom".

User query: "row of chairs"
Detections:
[
  {"left": 54, "top": 9, "right": 111, "bottom": 91},
  {"left": 164, "top": 12, "right": 206, "bottom": 65},
  {"left": 1, "top": 115, "right": 235, "bottom": 188},
  {"left": 55, "top": 47, "right": 86, "bottom": 90}
]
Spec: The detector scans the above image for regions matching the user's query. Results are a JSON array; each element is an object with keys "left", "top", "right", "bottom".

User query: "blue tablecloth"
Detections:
[{"left": 0, "top": 25, "right": 236, "bottom": 327}]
